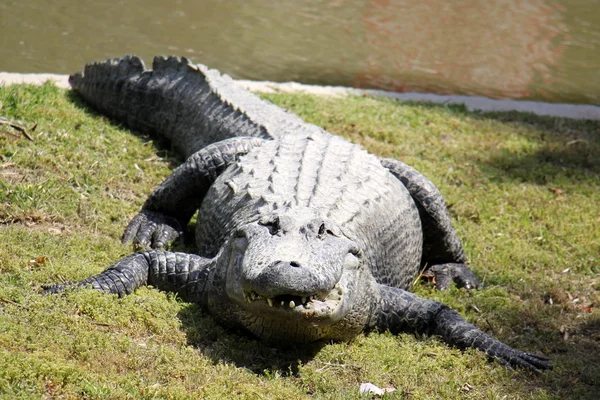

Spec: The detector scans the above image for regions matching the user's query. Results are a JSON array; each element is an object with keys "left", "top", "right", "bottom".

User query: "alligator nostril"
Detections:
[{"left": 289, "top": 261, "right": 301, "bottom": 268}]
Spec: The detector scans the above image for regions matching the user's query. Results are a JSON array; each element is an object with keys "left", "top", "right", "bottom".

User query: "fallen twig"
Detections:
[
  {"left": 0, "top": 117, "right": 34, "bottom": 141},
  {"left": 0, "top": 297, "right": 26, "bottom": 308}
]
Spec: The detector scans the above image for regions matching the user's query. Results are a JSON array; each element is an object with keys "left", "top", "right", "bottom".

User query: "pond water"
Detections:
[{"left": 1, "top": 0, "right": 599, "bottom": 104}]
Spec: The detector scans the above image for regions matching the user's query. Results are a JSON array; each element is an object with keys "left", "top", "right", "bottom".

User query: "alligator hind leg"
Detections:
[
  {"left": 380, "top": 158, "right": 481, "bottom": 289},
  {"left": 369, "top": 284, "right": 551, "bottom": 371},
  {"left": 422, "top": 263, "right": 480, "bottom": 290}
]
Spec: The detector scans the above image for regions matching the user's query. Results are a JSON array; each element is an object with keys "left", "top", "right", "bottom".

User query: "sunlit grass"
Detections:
[{"left": 1, "top": 83, "right": 599, "bottom": 398}]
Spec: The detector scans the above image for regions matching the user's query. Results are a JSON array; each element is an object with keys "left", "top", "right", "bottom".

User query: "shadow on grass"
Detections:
[
  {"left": 177, "top": 304, "right": 325, "bottom": 376},
  {"left": 550, "top": 314, "right": 600, "bottom": 397},
  {"left": 66, "top": 90, "right": 182, "bottom": 169},
  {"left": 463, "top": 284, "right": 600, "bottom": 397},
  {"left": 439, "top": 103, "right": 600, "bottom": 184}
]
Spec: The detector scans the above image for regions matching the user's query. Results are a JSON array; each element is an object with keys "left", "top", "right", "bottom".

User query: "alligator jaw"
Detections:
[{"left": 240, "top": 283, "right": 345, "bottom": 321}]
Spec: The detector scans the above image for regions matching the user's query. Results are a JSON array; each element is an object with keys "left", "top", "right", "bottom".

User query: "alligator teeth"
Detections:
[
  {"left": 325, "top": 291, "right": 341, "bottom": 301},
  {"left": 281, "top": 301, "right": 285, "bottom": 306},
  {"left": 301, "top": 297, "right": 307, "bottom": 304},
  {"left": 338, "top": 287, "right": 343, "bottom": 295},
  {"left": 267, "top": 298, "right": 273, "bottom": 307},
  {"left": 289, "top": 300, "right": 295, "bottom": 309}
]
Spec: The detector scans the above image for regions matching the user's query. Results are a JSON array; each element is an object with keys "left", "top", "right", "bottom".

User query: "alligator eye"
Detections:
[
  {"left": 259, "top": 217, "right": 280, "bottom": 235},
  {"left": 318, "top": 223, "right": 326, "bottom": 238}
]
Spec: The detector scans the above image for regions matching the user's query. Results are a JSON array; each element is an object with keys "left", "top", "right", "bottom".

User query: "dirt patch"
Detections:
[
  {"left": 0, "top": 207, "right": 67, "bottom": 235},
  {"left": 0, "top": 163, "right": 26, "bottom": 184}
]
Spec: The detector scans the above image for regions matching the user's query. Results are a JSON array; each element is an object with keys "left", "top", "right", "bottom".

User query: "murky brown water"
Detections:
[{"left": 1, "top": 0, "right": 599, "bottom": 104}]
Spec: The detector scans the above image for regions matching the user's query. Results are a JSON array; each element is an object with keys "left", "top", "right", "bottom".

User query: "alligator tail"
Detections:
[{"left": 69, "top": 55, "right": 310, "bottom": 158}]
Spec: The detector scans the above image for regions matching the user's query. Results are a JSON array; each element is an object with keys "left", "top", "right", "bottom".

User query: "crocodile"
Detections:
[{"left": 46, "top": 55, "right": 551, "bottom": 371}]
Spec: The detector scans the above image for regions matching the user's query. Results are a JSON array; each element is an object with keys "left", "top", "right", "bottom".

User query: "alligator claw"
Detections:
[
  {"left": 122, "top": 209, "right": 184, "bottom": 250},
  {"left": 490, "top": 348, "right": 552, "bottom": 373},
  {"left": 424, "top": 263, "right": 482, "bottom": 290}
]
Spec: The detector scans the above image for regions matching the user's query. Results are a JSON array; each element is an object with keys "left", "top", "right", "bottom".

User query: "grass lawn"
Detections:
[{"left": 0, "top": 83, "right": 599, "bottom": 399}]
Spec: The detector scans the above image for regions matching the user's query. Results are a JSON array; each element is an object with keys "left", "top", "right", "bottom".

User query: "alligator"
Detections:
[{"left": 46, "top": 55, "right": 551, "bottom": 371}]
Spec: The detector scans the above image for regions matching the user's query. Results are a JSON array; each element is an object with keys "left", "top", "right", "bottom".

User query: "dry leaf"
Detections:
[
  {"left": 460, "top": 383, "right": 473, "bottom": 393},
  {"left": 548, "top": 187, "right": 564, "bottom": 195},
  {"left": 29, "top": 256, "right": 49, "bottom": 266},
  {"left": 559, "top": 325, "right": 570, "bottom": 341}
]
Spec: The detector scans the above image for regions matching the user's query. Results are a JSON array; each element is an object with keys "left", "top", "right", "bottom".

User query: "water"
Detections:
[{"left": 1, "top": 0, "right": 599, "bottom": 104}]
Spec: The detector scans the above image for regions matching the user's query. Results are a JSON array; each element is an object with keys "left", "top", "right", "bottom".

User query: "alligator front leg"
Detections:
[
  {"left": 45, "top": 251, "right": 214, "bottom": 303},
  {"left": 123, "top": 136, "right": 266, "bottom": 249},
  {"left": 369, "top": 284, "right": 552, "bottom": 371},
  {"left": 381, "top": 158, "right": 480, "bottom": 289}
]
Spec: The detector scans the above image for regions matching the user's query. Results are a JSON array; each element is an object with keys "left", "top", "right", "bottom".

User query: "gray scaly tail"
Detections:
[{"left": 69, "top": 55, "right": 320, "bottom": 158}]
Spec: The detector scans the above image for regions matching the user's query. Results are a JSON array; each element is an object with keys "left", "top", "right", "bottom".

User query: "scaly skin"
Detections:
[
  {"left": 45, "top": 55, "right": 551, "bottom": 371},
  {"left": 370, "top": 286, "right": 551, "bottom": 371}
]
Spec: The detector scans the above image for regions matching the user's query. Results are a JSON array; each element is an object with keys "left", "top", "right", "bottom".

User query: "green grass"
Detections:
[{"left": 1, "top": 83, "right": 599, "bottom": 399}]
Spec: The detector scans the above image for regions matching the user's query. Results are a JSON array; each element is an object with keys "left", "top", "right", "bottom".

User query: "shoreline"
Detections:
[{"left": 1, "top": 72, "right": 599, "bottom": 121}]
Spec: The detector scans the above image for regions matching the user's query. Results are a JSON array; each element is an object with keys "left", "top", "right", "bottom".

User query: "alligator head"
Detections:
[{"left": 224, "top": 207, "right": 364, "bottom": 341}]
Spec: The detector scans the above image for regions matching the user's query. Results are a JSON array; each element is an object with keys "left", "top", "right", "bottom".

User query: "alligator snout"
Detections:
[{"left": 242, "top": 259, "right": 333, "bottom": 299}]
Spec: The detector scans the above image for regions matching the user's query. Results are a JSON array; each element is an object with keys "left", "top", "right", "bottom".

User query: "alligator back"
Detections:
[
  {"left": 69, "top": 56, "right": 321, "bottom": 158},
  {"left": 196, "top": 131, "right": 424, "bottom": 290},
  {"left": 70, "top": 55, "right": 424, "bottom": 289}
]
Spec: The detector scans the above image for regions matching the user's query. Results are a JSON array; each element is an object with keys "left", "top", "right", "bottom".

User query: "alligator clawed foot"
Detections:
[
  {"left": 122, "top": 209, "right": 185, "bottom": 250},
  {"left": 423, "top": 263, "right": 481, "bottom": 290}
]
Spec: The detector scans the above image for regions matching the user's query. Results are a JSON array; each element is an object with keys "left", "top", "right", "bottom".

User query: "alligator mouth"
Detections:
[{"left": 241, "top": 284, "right": 344, "bottom": 319}]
